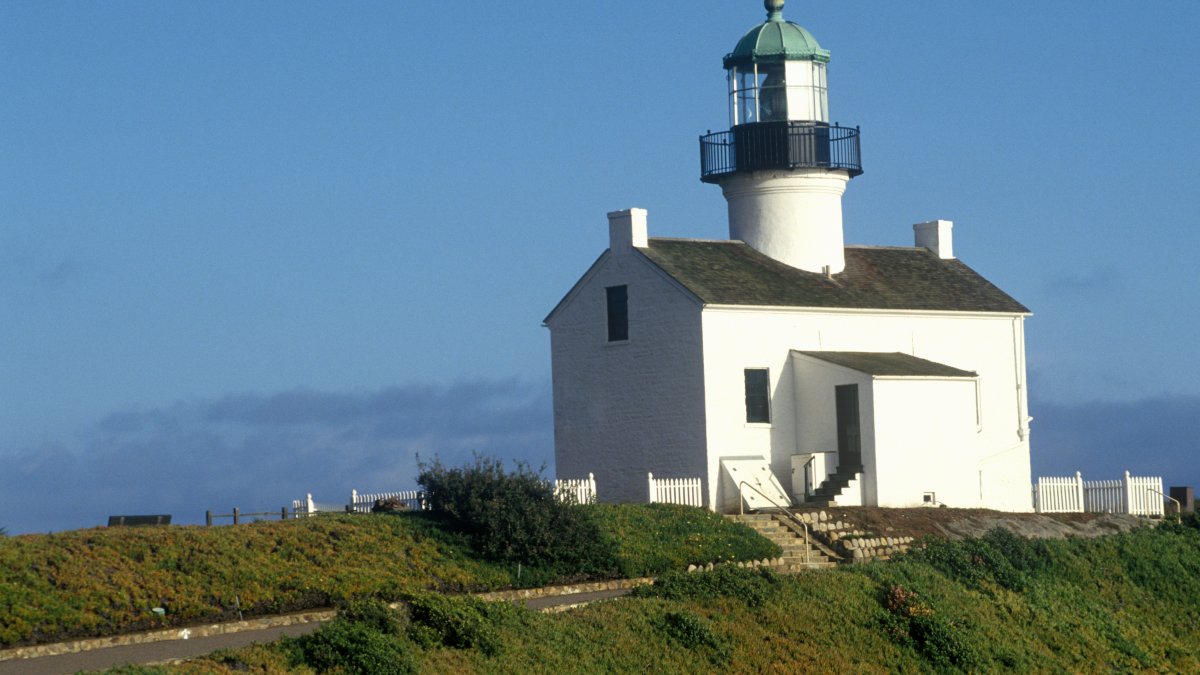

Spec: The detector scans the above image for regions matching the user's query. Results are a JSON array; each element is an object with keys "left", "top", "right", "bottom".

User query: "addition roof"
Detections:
[
  {"left": 638, "top": 238, "right": 1030, "bottom": 314},
  {"left": 794, "top": 351, "right": 978, "bottom": 378}
]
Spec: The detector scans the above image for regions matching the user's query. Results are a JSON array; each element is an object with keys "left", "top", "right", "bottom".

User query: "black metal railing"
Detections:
[{"left": 700, "top": 121, "right": 863, "bottom": 182}]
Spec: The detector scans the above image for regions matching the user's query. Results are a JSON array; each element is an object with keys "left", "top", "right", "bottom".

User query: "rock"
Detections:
[
  {"left": 818, "top": 511, "right": 828, "bottom": 522},
  {"left": 371, "top": 497, "right": 409, "bottom": 513},
  {"left": 688, "top": 564, "right": 697, "bottom": 573}
]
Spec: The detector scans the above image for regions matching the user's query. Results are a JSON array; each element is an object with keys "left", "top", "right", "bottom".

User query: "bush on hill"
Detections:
[{"left": 417, "top": 455, "right": 620, "bottom": 579}]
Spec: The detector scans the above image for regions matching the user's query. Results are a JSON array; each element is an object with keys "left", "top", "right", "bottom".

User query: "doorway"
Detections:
[{"left": 835, "top": 384, "right": 862, "bottom": 469}]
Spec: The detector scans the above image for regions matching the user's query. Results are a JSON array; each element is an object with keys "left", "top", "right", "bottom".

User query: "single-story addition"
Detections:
[{"left": 545, "top": 209, "right": 1033, "bottom": 513}]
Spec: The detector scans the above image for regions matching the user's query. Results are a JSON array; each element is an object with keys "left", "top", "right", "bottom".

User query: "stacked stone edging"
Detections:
[
  {"left": 474, "top": 577, "right": 653, "bottom": 602},
  {"left": 837, "top": 534, "right": 915, "bottom": 562},
  {"left": 791, "top": 509, "right": 915, "bottom": 563}
]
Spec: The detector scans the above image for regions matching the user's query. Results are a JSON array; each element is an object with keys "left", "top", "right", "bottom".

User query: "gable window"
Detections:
[
  {"left": 606, "top": 285, "right": 628, "bottom": 342},
  {"left": 744, "top": 368, "right": 770, "bottom": 423}
]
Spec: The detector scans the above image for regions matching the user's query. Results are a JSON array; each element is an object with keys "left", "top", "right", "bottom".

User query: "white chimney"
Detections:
[
  {"left": 914, "top": 220, "right": 954, "bottom": 259},
  {"left": 608, "top": 208, "right": 648, "bottom": 253}
]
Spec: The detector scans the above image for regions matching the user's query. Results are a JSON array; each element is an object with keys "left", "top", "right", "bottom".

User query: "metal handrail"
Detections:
[
  {"left": 738, "top": 480, "right": 808, "bottom": 565},
  {"left": 1146, "top": 487, "right": 1182, "bottom": 516},
  {"left": 802, "top": 456, "right": 816, "bottom": 498}
]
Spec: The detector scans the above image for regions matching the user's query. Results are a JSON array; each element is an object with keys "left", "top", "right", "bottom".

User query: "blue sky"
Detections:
[{"left": 3, "top": 2, "right": 1198, "bottom": 533}]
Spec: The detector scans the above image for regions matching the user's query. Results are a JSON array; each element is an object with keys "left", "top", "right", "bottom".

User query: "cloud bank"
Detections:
[
  {"left": 0, "top": 379, "right": 552, "bottom": 534},
  {"left": 1031, "top": 394, "right": 1200, "bottom": 492}
]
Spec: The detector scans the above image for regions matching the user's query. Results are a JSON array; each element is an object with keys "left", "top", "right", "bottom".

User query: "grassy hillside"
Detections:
[
  {"left": 0, "top": 504, "right": 778, "bottom": 648},
  {"left": 111, "top": 515, "right": 1200, "bottom": 674}
]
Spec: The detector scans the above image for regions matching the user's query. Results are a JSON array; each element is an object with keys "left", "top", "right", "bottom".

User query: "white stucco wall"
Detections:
[
  {"left": 871, "top": 378, "right": 982, "bottom": 507},
  {"left": 547, "top": 248, "right": 708, "bottom": 504},
  {"left": 699, "top": 307, "right": 1033, "bottom": 511}
]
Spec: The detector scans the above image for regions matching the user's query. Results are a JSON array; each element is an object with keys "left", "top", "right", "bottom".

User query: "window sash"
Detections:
[
  {"left": 744, "top": 368, "right": 770, "bottom": 423},
  {"left": 606, "top": 285, "right": 628, "bottom": 342}
]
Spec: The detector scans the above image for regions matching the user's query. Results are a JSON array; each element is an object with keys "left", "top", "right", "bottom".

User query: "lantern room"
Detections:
[{"left": 724, "top": 1, "right": 830, "bottom": 125}]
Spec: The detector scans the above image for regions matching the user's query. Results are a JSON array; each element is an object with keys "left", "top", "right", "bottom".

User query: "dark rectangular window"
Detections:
[
  {"left": 744, "top": 368, "right": 770, "bottom": 423},
  {"left": 606, "top": 285, "right": 628, "bottom": 342}
]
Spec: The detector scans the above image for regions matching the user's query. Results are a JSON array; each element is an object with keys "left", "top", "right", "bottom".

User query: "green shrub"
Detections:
[
  {"left": 1159, "top": 512, "right": 1200, "bottom": 535},
  {"left": 290, "top": 614, "right": 414, "bottom": 674},
  {"left": 286, "top": 600, "right": 419, "bottom": 672},
  {"left": 656, "top": 610, "right": 730, "bottom": 664},
  {"left": 906, "top": 529, "right": 1041, "bottom": 593},
  {"left": 879, "top": 584, "right": 979, "bottom": 670},
  {"left": 404, "top": 592, "right": 506, "bottom": 656},
  {"left": 632, "top": 565, "right": 781, "bottom": 608},
  {"left": 336, "top": 597, "right": 407, "bottom": 636},
  {"left": 417, "top": 454, "right": 619, "bottom": 576}
]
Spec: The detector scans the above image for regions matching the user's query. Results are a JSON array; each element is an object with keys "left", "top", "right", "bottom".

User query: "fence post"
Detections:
[
  {"left": 281, "top": 506, "right": 287, "bottom": 520},
  {"left": 233, "top": 507, "right": 240, "bottom": 525},
  {"left": 206, "top": 510, "right": 213, "bottom": 527},
  {"left": 307, "top": 493, "right": 316, "bottom": 516},
  {"left": 1075, "top": 471, "right": 1084, "bottom": 512},
  {"left": 588, "top": 472, "right": 596, "bottom": 504},
  {"left": 648, "top": 473, "right": 655, "bottom": 504},
  {"left": 351, "top": 489, "right": 358, "bottom": 511},
  {"left": 1123, "top": 470, "right": 1133, "bottom": 515}
]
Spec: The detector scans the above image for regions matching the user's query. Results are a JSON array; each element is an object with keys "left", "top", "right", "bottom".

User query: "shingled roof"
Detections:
[
  {"left": 794, "top": 351, "right": 978, "bottom": 378},
  {"left": 639, "top": 238, "right": 1029, "bottom": 314}
]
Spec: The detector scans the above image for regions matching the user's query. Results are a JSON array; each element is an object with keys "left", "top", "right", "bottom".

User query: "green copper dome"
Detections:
[{"left": 723, "top": 0, "right": 830, "bottom": 69}]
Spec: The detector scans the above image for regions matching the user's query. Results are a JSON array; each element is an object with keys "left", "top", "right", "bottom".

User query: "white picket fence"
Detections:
[
  {"left": 1033, "top": 471, "right": 1165, "bottom": 517},
  {"left": 290, "top": 493, "right": 347, "bottom": 517},
  {"left": 350, "top": 489, "right": 427, "bottom": 513},
  {"left": 648, "top": 472, "right": 704, "bottom": 507},
  {"left": 298, "top": 477, "right": 595, "bottom": 517},
  {"left": 554, "top": 473, "right": 597, "bottom": 504}
]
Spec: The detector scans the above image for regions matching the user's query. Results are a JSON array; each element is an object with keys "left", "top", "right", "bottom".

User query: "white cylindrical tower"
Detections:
[{"left": 700, "top": 0, "right": 862, "bottom": 273}]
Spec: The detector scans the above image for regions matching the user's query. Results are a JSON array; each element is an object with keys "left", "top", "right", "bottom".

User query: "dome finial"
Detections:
[{"left": 765, "top": 0, "right": 785, "bottom": 22}]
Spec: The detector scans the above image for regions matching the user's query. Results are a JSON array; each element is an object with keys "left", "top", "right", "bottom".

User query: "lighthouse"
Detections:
[
  {"left": 547, "top": 1, "right": 1033, "bottom": 513},
  {"left": 700, "top": 0, "right": 862, "bottom": 274}
]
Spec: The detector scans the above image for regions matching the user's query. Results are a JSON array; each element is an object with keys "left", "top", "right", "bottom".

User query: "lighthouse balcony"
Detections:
[{"left": 700, "top": 121, "right": 863, "bottom": 183}]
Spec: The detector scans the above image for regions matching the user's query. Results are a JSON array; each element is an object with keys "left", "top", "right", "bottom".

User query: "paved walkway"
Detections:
[{"left": 0, "top": 589, "right": 633, "bottom": 675}]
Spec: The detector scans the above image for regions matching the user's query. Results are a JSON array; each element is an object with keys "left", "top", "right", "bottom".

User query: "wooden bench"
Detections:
[{"left": 107, "top": 515, "right": 171, "bottom": 527}]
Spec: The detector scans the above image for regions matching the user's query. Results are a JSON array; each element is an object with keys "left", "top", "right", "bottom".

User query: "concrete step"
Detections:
[
  {"left": 728, "top": 513, "right": 846, "bottom": 566},
  {"left": 783, "top": 553, "right": 832, "bottom": 564},
  {"left": 777, "top": 557, "right": 835, "bottom": 566}
]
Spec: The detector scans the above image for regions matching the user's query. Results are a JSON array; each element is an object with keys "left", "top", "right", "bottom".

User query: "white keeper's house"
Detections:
[{"left": 545, "top": 0, "right": 1034, "bottom": 513}]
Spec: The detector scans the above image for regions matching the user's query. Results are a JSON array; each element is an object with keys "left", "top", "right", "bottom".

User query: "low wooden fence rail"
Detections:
[{"left": 206, "top": 507, "right": 292, "bottom": 526}]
